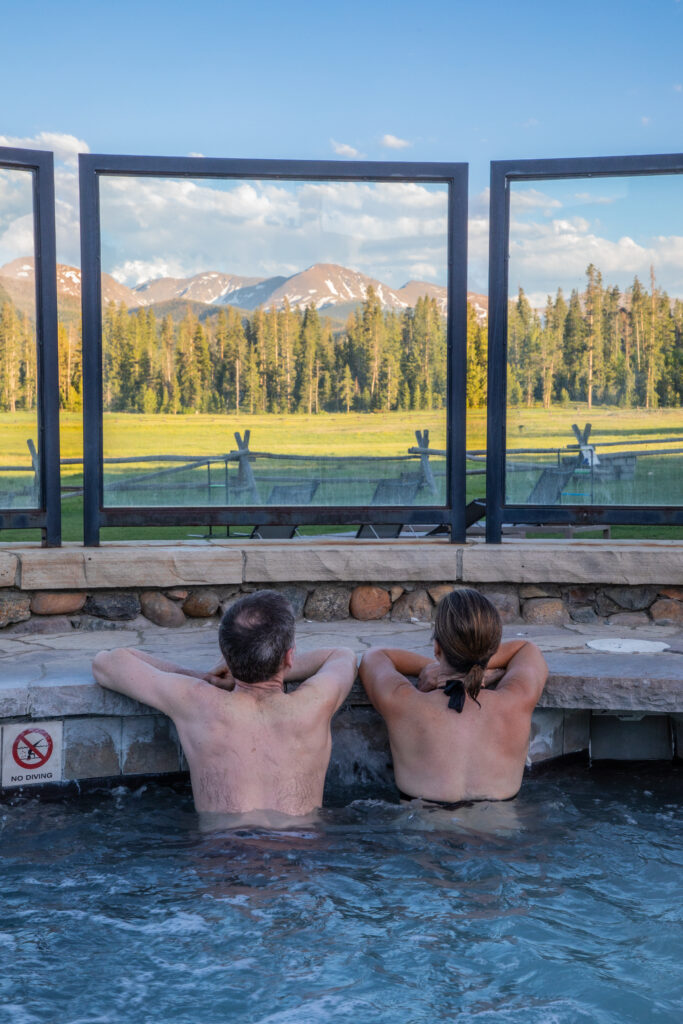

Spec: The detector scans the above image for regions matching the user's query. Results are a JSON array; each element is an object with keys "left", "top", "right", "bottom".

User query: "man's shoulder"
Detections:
[{"left": 288, "top": 675, "right": 338, "bottom": 705}]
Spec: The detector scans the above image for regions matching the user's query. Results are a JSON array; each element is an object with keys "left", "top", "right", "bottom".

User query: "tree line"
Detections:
[
  {"left": 5, "top": 261, "right": 679, "bottom": 416},
  {"left": 0, "top": 300, "right": 38, "bottom": 412},
  {"left": 95, "top": 288, "right": 462, "bottom": 416},
  {"left": 0, "top": 288, "right": 485, "bottom": 415},
  {"left": 509, "top": 264, "right": 683, "bottom": 409}
]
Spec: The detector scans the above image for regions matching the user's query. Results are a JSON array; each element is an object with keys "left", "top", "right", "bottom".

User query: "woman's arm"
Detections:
[
  {"left": 489, "top": 641, "right": 548, "bottom": 709},
  {"left": 374, "top": 649, "right": 435, "bottom": 677},
  {"left": 359, "top": 648, "right": 429, "bottom": 711}
]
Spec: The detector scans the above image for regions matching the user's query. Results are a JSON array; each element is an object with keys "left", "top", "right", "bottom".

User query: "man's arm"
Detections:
[
  {"left": 124, "top": 648, "right": 209, "bottom": 679},
  {"left": 290, "top": 647, "right": 358, "bottom": 715},
  {"left": 488, "top": 641, "right": 548, "bottom": 710},
  {"left": 92, "top": 647, "right": 203, "bottom": 718}
]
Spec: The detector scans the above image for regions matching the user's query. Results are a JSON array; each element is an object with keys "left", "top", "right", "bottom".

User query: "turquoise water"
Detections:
[{"left": 1, "top": 766, "right": 680, "bottom": 1023}]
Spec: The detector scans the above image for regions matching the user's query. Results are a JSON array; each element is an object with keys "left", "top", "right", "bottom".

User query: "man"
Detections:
[
  {"left": 93, "top": 590, "right": 357, "bottom": 815},
  {"left": 359, "top": 588, "right": 548, "bottom": 805}
]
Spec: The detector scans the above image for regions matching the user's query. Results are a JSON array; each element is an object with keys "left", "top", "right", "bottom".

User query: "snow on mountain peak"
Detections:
[{"left": 0, "top": 258, "right": 488, "bottom": 320}]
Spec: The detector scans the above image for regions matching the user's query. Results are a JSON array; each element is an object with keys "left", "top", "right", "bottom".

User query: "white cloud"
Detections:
[
  {"left": 0, "top": 132, "right": 90, "bottom": 269},
  {"left": 0, "top": 131, "right": 89, "bottom": 167},
  {"left": 380, "top": 134, "right": 411, "bottom": 150},
  {"left": 187, "top": 152, "right": 205, "bottom": 158},
  {"left": 110, "top": 258, "right": 189, "bottom": 285},
  {"left": 330, "top": 139, "right": 361, "bottom": 158},
  {"left": 471, "top": 188, "right": 489, "bottom": 211},
  {"left": 0, "top": 212, "right": 35, "bottom": 266},
  {"left": 521, "top": 118, "right": 540, "bottom": 129},
  {"left": 641, "top": 116, "right": 651, "bottom": 126},
  {"left": 572, "top": 191, "right": 617, "bottom": 205},
  {"left": 506, "top": 213, "right": 683, "bottom": 298},
  {"left": 97, "top": 176, "right": 450, "bottom": 288},
  {"left": 674, "top": 84, "right": 682, "bottom": 92},
  {"left": 509, "top": 188, "right": 562, "bottom": 213},
  {"left": 407, "top": 261, "right": 438, "bottom": 281}
]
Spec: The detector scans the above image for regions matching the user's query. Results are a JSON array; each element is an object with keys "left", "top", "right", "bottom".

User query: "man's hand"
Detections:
[{"left": 203, "top": 658, "right": 235, "bottom": 691}]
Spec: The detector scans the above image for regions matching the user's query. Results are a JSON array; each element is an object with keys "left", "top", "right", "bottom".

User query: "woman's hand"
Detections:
[
  {"left": 482, "top": 667, "right": 506, "bottom": 688},
  {"left": 416, "top": 661, "right": 444, "bottom": 692}
]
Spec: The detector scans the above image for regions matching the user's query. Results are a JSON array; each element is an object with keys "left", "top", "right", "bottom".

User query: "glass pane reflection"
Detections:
[
  {"left": 98, "top": 175, "right": 450, "bottom": 508},
  {"left": 506, "top": 174, "right": 683, "bottom": 507},
  {"left": 0, "top": 167, "right": 40, "bottom": 509}
]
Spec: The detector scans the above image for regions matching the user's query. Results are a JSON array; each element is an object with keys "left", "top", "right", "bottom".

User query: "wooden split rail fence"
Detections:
[{"left": 1, "top": 426, "right": 681, "bottom": 509}]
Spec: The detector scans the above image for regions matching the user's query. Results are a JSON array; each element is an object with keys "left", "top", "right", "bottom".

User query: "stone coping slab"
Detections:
[
  {"left": 0, "top": 618, "right": 681, "bottom": 719},
  {"left": 3, "top": 538, "right": 681, "bottom": 590}
]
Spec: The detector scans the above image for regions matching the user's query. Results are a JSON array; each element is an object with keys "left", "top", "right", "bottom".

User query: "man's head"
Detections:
[{"left": 218, "top": 589, "right": 296, "bottom": 684}]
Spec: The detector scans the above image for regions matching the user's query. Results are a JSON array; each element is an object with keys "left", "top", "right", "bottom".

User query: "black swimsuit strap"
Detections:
[
  {"left": 436, "top": 678, "right": 467, "bottom": 712},
  {"left": 396, "top": 788, "right": 519, "bottom": 808}
]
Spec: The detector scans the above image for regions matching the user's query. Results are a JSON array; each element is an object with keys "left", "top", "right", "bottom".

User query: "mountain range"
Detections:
[{"left": 0, "top": 257, "right": 488, "bottom": 322}]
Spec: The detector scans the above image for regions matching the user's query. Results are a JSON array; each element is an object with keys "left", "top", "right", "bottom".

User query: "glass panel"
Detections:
[
  {"left": 98, "top": 175, "right": 449, "bottom": 509},
  {"left": 0, "top": 167, "right": 40, "bottom": 509},
  {"left": 506, "top": 174, "right": 683, "bottom": 507}
]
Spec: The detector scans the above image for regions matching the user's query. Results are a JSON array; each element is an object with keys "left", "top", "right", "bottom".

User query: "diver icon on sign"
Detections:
[{"left": 12, "top": 728, "right": 54, "bottom": 770}]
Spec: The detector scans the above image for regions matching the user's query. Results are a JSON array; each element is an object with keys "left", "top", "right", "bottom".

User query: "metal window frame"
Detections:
[
  {"left": 79, "top": 154, "right": 469, "bottom": 545},
  {"left": 0, "top": 147, "right": 60, "bottom": 545},
  {"left": 486, "top": 153, "right": 683, "bottom": 542}
]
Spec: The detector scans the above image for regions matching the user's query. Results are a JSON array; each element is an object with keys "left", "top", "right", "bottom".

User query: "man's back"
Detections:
[
  {"left": 174, "top": 673, "right": 345, "bottom": 814},
  {"left": 93, "top": 645, "right": 357, "bottom": 815},
  {"left": 360, "top": 641, "right": 548, "bottom": 804}
]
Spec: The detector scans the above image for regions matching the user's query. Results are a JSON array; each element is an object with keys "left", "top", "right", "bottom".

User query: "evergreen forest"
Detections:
[
  {"left": 509, "top": 264, "right": 683, "bottom": 409},
  {"left": 0, "top": 265, "right": 682, "bottom": 415}
]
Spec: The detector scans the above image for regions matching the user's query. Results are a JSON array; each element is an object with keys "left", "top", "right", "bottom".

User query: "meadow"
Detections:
[{"left": 0, "top": 405, "right": 681, "bottom": 541}]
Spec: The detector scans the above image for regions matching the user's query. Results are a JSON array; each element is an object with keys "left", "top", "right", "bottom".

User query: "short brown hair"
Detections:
[{"left": 218, "top": 590, "right": 295, "bottom": 684}]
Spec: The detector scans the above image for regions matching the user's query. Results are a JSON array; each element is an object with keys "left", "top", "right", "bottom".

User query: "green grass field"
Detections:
[{"left": 1, "top": 405, "right": 681, "bottom": 541}]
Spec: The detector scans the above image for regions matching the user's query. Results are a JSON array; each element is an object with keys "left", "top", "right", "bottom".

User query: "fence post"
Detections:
[
  {"left": 414, "top": 429, "right": 439, "bottom": 497},
  {"left": 234, "top": 430, "right": 262, "bottom": 504},
  {"left": 26, "top": 438, "right": 40, "bottom": 506}
]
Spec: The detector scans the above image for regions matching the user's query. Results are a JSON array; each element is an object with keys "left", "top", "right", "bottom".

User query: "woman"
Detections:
[{"left": 359, "top": 588, "right": 548, "bottom": 805}]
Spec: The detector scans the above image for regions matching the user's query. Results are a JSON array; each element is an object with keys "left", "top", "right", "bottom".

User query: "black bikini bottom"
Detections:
[{"left": 396, "top": 788, "right": 519, "bottom": 810}]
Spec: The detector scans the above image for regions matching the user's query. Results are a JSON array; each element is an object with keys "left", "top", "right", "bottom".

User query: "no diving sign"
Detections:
[{"left": 2, "top": 721, "right": 63, "bottom": 788}]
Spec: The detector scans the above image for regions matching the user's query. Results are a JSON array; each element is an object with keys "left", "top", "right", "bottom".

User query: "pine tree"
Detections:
[
  {"left": 561, "top": 289, "right": 586, "bottom": 400},
  {"left": 466, "top": 302, "right": 487, "bottom": 408}
]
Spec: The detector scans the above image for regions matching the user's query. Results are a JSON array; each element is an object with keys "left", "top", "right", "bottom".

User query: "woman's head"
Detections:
[{"left": 433, "top": 588, "right": 502, "bottom": 703}]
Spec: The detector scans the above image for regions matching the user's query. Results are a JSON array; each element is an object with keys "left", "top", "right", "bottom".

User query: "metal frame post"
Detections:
[{"left": 0, "top": 147, "right": 60, "bottom": 545}]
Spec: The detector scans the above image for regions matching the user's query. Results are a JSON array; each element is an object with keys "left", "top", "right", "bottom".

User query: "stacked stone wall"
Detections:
[{"left": 1, "top": 580, "right": 682, "bottom": 633}]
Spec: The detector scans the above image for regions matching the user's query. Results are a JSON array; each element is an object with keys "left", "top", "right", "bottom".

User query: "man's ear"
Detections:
[{"left": 283, "top": 647, "right": 295, "bottom": 671}]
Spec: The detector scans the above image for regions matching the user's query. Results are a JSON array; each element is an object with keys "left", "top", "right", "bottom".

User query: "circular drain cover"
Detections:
[{"left": 587, "top": 638, "right": 670, "bottom": 654}]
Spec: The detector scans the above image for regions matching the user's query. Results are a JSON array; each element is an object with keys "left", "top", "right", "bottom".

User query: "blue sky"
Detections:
[{"left": 2, "top": 0, "right": 683, "bottom": 298}]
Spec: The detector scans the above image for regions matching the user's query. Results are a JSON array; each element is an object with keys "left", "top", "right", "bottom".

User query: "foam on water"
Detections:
[{"left": 0, "top": 765, "right": 681, "bottom": 1024}]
